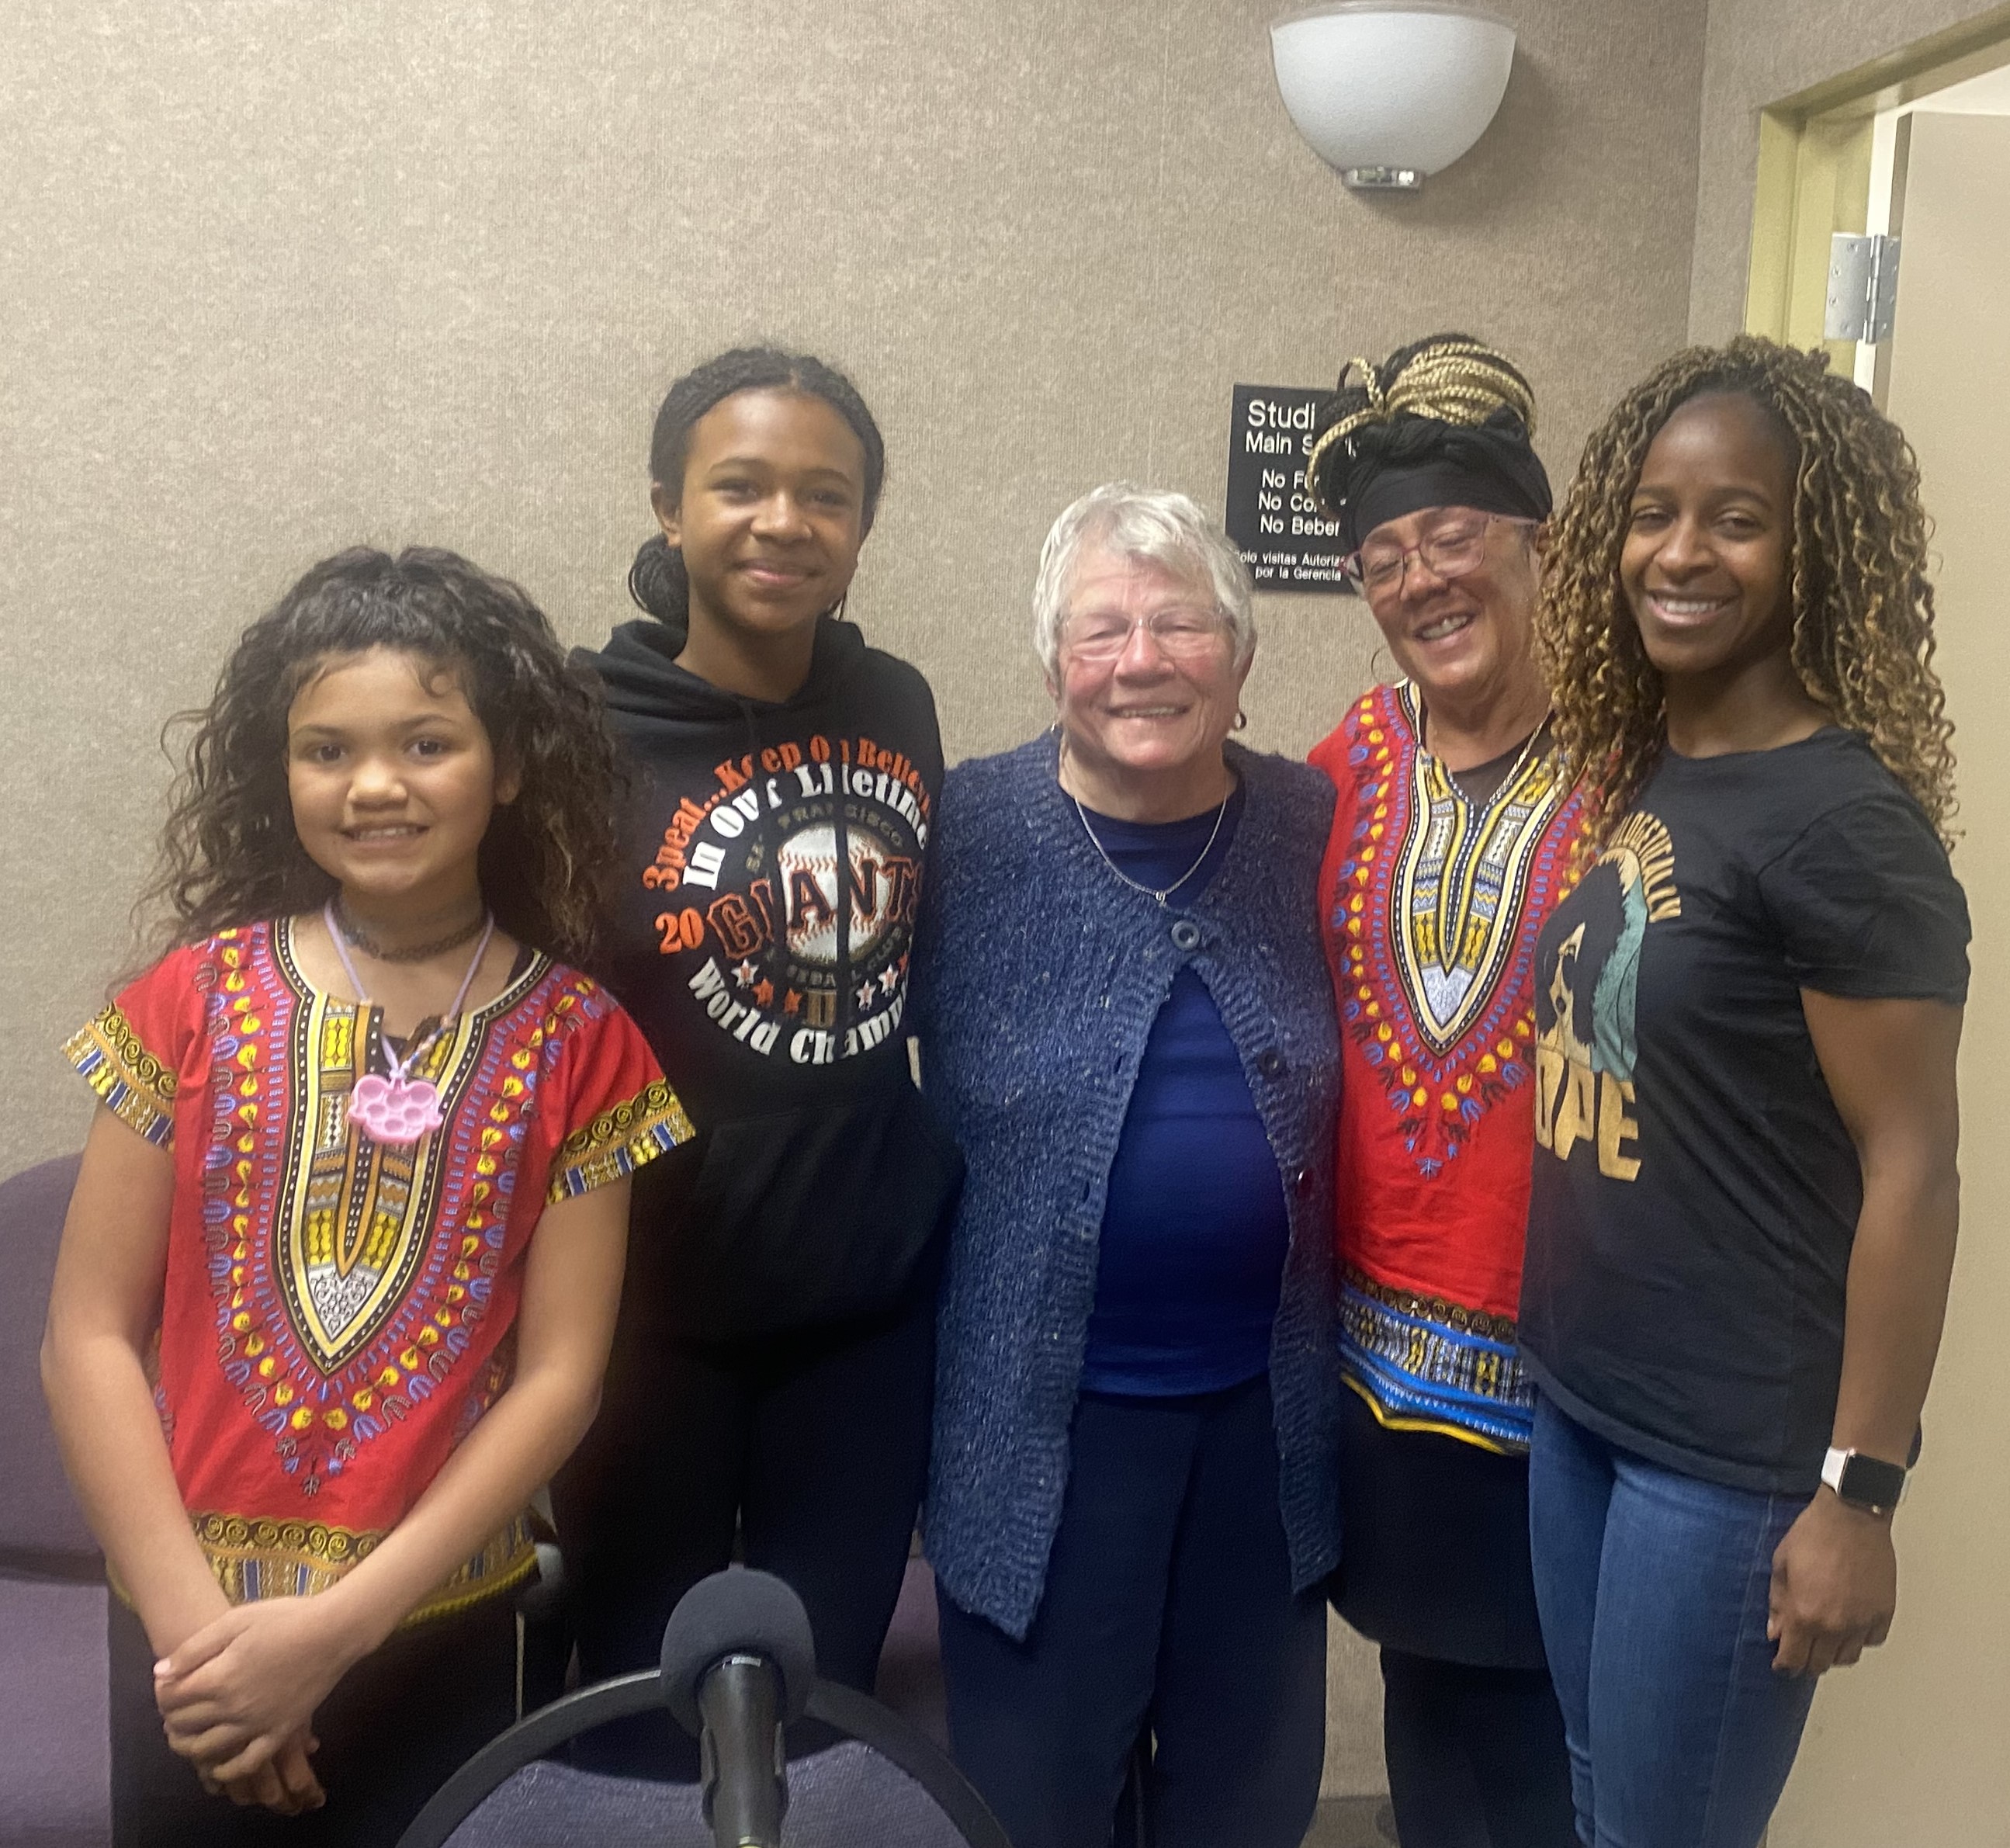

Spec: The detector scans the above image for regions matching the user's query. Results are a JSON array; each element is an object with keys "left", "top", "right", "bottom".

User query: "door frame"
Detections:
[{"left": 1744, "top": 4, "right": 2010, "bottom": 370}]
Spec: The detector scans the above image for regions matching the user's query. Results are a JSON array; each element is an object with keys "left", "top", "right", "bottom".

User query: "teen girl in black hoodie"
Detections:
[{"left": 556, "top": 349, "right": 959, "bottom": 1773}]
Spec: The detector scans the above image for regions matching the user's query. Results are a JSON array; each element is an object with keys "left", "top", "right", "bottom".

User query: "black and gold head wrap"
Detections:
[{"left": 1307, "top": 334, "right": 1551, "bottom": 553}]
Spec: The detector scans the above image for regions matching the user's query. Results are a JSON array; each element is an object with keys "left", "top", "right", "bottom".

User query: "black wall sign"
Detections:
[{"left": 1224, "top": 384, "right": 1351, "bottom": 593}]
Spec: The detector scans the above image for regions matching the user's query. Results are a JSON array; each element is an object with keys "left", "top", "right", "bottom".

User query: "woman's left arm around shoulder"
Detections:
[
  {"left": 154, "top": 1180, "right": 631, "bottom": 1782},
  {"left": 1768, "top": 991, "right": 1962, "bottom": 1677}
]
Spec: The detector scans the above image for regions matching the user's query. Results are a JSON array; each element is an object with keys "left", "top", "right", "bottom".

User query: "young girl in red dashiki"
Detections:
[{"left": 42, "top": 549, "right": 691, "bottom": 1846}]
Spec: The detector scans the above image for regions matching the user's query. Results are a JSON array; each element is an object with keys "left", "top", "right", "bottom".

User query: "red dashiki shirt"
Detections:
[
  {"left": 65, "top": 920, "right": 693, "bottom": 1621},
  {"left": 1311, "top": 684, "right": 1582, "bottom": 1452}
]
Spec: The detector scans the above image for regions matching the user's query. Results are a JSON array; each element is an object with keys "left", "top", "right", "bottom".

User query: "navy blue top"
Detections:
[{"left": 1073, "top": 785, "right": 1291, "bottom": 1396}]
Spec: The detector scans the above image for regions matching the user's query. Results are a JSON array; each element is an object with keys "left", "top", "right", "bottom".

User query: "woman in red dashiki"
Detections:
[{"left": 1305, "top": 337, "right": 1582, "bottom": 1848}]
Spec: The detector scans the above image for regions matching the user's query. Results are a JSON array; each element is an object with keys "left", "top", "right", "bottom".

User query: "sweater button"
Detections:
[
  {"left": 1294, "top": 1166, "right": 1313, "bottom": 1195},
  {"left": 1170, "top": 919, "right": 1203, "bottom": 952},
  {"left": 1258, "top": 1048, "right": 1286, "bottom": 1080}
]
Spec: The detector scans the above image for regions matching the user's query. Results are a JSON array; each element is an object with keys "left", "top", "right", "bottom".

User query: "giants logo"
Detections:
[{"left": 642, "top": 734, "right": 930, "bottom": 1065}]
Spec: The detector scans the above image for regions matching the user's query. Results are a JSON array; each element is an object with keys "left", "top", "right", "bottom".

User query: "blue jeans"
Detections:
[{"left": 1528, "top": 1393, "right": 1820, "bottom": 1848}]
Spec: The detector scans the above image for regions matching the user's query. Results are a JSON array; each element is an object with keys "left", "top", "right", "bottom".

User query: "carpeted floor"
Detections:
[{"left": 1304, "top": 1795, "right": 1400, "bottom": 1846}]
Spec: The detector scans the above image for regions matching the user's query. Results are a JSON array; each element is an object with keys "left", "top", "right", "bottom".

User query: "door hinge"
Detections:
[{"left": 1825, "top": 233, "right": 1901, "bottom": 344}]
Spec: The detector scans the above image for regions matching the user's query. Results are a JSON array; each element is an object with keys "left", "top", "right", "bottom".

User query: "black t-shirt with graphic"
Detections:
[{"left": 1520, "top": 730, "right": 1968, "bottom": 1493}]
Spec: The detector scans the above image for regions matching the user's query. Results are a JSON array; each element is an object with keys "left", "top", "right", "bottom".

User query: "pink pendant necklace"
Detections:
[{"left": 324, "top": 901, "right": 495, "bottom": 1146}]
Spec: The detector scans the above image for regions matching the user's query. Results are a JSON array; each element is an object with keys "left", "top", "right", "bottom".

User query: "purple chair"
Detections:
[
  {"left": 0, "top": 1153, "right": 110, "bottom": 1848},
  {"left": 435, "top": 1740, "right": 980, "bottom": 1847}
]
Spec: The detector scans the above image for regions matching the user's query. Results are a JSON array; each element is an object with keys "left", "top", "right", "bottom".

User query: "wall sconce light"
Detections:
[{"left": 1270, "top": 4, "right": 1516, "bottom": 192}]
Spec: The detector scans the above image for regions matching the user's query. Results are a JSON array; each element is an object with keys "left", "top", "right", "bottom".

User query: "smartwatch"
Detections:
[{"left": 1821, "top": 1447, "right": 1908, "bottom": 1515}]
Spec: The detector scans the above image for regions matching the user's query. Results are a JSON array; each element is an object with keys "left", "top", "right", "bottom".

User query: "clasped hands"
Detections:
[{"left": 152, "top": 1595, "right": 372, "bottom": 1815}]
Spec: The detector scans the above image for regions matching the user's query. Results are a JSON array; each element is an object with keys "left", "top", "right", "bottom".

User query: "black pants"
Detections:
[
  {"left": 1330, "top": 1385, "right": 1574, "bottom": 1848},
  {"left": 1379, "top": 1650, "right": 1575, "bottom": 1848},
  {"left": 937, "top": 1376, "right": 1328, "bottom": 1848},
  {"left": 553, "top": 1267, "right": 938, "bottom": 1777},
  {"left": 108, "top": 1594, "right": 517, "bottom": 1848}
]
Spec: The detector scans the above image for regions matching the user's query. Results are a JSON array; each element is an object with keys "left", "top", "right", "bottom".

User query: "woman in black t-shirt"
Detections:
[{"left": 1523, "top": 337, "right": 1967, "bottom": 1848}]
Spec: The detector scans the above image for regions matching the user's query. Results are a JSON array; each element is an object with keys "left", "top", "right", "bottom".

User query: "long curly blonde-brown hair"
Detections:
[{"left": 1538, "top": 335, "right": 1955, "bottom": 850}]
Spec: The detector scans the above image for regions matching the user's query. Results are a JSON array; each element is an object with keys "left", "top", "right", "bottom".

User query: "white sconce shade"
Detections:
[{"left": 1270, "top": 5, "right": 1516, "bottom": 190}]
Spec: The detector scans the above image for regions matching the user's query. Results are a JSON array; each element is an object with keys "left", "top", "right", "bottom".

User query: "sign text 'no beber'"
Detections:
[{"left": 1223, "top": 384, "right": 1350, "bottom": 594}]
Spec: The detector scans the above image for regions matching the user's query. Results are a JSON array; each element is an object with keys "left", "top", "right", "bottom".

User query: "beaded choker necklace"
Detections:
[{"left": 331, "top": 896, "right": 488, "bottom": 962}]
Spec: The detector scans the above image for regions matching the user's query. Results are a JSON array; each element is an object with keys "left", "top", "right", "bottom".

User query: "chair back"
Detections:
[
  {"left": 397, "top": 1673, "right": 1010, "bottom": 1848},
  {"left": 438, "top": 1745, "right": 974, "bottom": 1846},
  {"left": 0, "top": 1156, "right": 97, "bottom": 1576}
]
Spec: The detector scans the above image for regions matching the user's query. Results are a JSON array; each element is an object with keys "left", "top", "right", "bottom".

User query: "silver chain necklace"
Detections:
[
  {"left": 1430, "top": 708, "right": 1554, "bottom": 808},
  {"left": 1072, "top": 789, "right": 1231, "bottom": 907}
]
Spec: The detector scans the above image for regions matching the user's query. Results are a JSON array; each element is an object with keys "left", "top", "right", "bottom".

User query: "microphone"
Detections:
[{"left": 660, "top": 1569, "right": 818, "bottom": 1848}]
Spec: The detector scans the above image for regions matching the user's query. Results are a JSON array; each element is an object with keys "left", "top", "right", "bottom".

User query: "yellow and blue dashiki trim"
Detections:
[
  {"left": 1338, "top": 1267, "right": 1534, "bottom": 1454},
  {"left": 66, "top": 1003, "right": 177, "bottom": 1146},
  {"left": 105, "top": 1510, "right": 543, "bottom": 1628},
  {"left": 192, "top": 1509, "right": 541, "bottom": 1621},
  {"left": 549, "top": 1076, "right": 693, "bottom": 1201}
]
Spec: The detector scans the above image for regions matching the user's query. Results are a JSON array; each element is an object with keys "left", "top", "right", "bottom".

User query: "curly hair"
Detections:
[
  {"left": 143, "top": 546, "right": 626, "bottom": 965},
  {"left": 627, "top": 345, "right": 885, "bottom": 636},
  {"left": 1538, "top": 335, "right": 1956, "bottom": 850}
]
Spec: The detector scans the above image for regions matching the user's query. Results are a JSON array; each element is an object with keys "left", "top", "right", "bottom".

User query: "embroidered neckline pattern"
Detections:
[
  {"left": 273, "top": 918, "right": 534, "bottom": 1374},
  {"left": 202, "top": 921, "right": 566, "bottom": 1496},
  {"left": 1334, "top": 685, "right": 1581, "bottom": 1176}
]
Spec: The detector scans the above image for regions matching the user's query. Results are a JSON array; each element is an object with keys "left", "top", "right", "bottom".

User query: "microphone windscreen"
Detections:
[{"left": 659, "top": 1568, "right": 818, "bottom": 1732}]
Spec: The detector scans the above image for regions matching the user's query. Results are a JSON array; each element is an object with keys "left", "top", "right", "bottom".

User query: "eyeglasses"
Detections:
[
  {"left": 1059, "top": 606, "right": 1231, "bottom": 663},
  {"left": 1343, "top": 513, "right": 1533, "bottom": 600}
]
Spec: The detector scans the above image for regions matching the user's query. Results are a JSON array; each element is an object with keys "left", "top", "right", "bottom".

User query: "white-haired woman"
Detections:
[{"left": 912, "top": 484, "right": 1343, "bottom": 1848}]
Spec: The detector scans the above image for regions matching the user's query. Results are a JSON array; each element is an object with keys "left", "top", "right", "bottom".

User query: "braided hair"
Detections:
[
  {"left": 1306, "top": 333, "right": 1549, "bottom": 551},
  {"left": 144, "top": 547, "right": 626, "bottom": 966},
  {"left": 628, "top": 346, "right": 887, "bottom": 634},
  {"left": 1538, "top": 335, "right": 1956, "bottom": 850}
]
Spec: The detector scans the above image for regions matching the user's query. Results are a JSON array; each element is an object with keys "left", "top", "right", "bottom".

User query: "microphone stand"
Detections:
[{"left": 697, "top": 1652, "right": 788, "bottom": 1848}]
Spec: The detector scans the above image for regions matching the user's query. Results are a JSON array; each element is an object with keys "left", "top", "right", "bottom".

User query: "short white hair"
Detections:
[{"left": 1031, "top": 483, "right": 1256, "bottom": 678}]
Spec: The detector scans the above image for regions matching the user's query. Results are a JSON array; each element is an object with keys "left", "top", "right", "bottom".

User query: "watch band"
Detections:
[{"left": 1821, "top": 1446, "right": 1908, "bottom": 1513}]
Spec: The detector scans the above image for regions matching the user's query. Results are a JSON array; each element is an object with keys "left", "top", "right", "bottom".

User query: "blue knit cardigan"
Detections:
[{"left": 912, "top": 734, "right": 1343, "bottom": 1640}]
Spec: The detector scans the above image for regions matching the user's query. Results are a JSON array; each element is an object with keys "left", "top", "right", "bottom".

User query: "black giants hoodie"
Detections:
[{"left": 577, "top": 614, "right": 960, "bottom": 1338}]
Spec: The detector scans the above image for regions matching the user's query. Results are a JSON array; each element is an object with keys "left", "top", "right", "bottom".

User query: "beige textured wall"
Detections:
[
  {"left": 2, "top": 0, "right": 1710, "bottom": 1181},
  {"left": 1686, "top": 0, "right": 2002, "bottom": 340}
]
